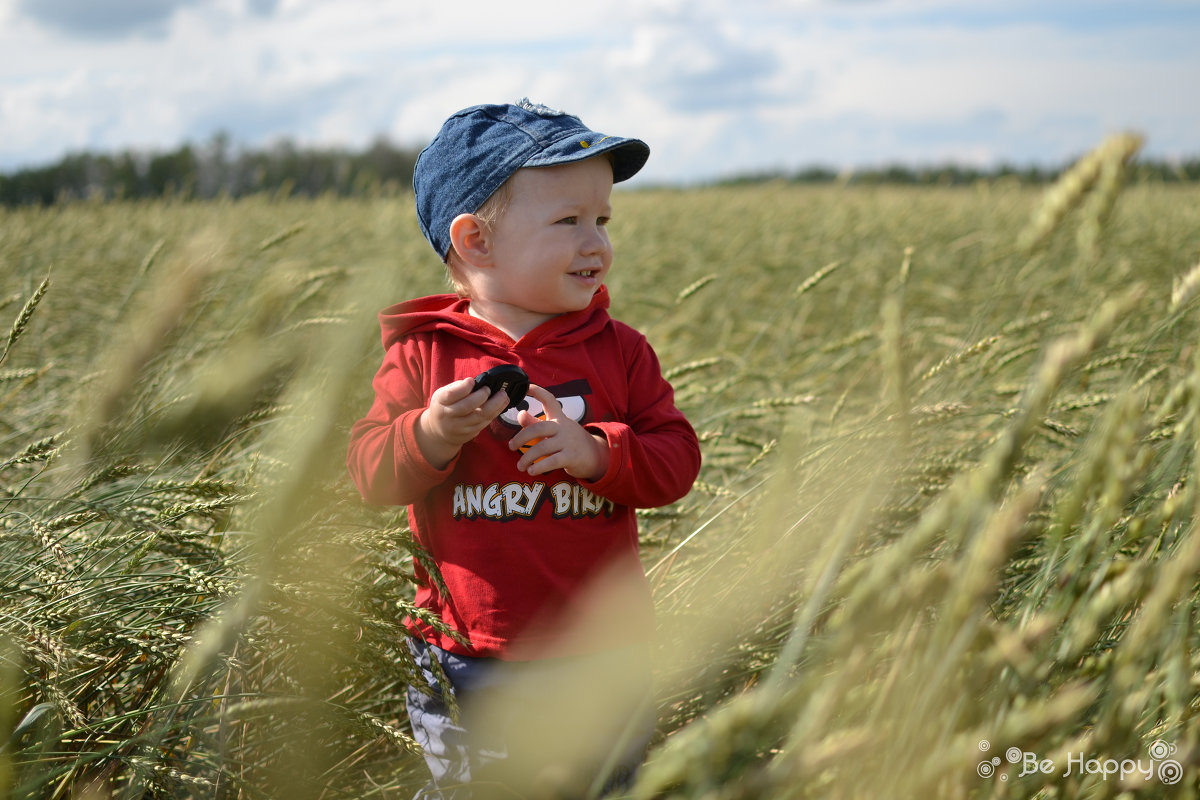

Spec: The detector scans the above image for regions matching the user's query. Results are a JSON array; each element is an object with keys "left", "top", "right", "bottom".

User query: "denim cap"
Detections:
[{"left": 414, "top": 99, "right": 651, "bottom": 259}]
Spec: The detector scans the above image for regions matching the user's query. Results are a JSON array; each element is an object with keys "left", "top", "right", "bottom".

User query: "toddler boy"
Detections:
[{"left": 346, "top": 99, "right": 701, "bottom": 798}]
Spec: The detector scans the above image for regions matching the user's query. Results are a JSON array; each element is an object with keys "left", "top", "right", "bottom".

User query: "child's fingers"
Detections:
[
  {"left": 438, "top": 377, "right": 513, "bottom": 420},
  {"left": 516, "top": 438, "right": 557, "bottom": 474},
  {"left": 516, "top": 408, "right": 543, "bottom": 429},
  {"left": 432, "top": 376, "right": 482, "bottom": 407},
  {"left": 511, "top": 387, "right": 571, "bottom": 474},
  {"left": 524, "top": 384, "right": 563, "bottom": 420},
  {"left": 479, "top": 387, "right": 512, "bottom": 419}
]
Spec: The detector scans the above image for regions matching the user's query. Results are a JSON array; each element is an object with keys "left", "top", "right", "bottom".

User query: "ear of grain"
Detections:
[
  {"left": 795, "top": 260, "right": 842, "bottom": 298},
  {"left": 675, "top": 274, "right": 717, "bottom": 304},
  {"left": 1170, "top": 260, "right": 1200, "bottom": 312},
  {"left": 1017, "top": 131, "right": 1143, "bottom": 255},
  {"left": 1, "top": 275, "right": 50, "bottom": 367}
]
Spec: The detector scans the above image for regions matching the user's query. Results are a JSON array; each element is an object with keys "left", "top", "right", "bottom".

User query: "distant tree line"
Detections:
[
  {"left": 0, "top": 132, "right": 420, "bottom": 206},
  {"left": 2, "top": 133, "right": 1199, "bottom": 206},
  {"left": 717, "top": 159, "right": 1200, "bottom": 188}
]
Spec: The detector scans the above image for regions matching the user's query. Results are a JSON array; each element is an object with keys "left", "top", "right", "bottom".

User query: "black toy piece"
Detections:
[{"left": 472, "top": 364, "right": 529, "bottom": 410}]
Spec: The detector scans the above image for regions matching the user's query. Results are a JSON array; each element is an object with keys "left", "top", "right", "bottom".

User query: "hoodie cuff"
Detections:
[
  {"left": 397, "top": 408, "right": 459, "bottom": 489},
  {"left": 579, "top": 421, "right": 628, "bottom": 496}
]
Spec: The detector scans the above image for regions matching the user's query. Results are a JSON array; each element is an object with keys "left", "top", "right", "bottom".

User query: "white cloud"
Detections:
[
  {"left": 1, "top": 0, "right": 1198, "bottom": 179},
  {"left": 610, "top": 18, "right": 784, "bottom": 113}
]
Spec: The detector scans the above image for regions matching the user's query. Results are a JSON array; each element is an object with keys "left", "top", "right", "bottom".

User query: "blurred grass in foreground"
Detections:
[{"left": 2, "top": 135, "right": 1200, "bottom": 797}]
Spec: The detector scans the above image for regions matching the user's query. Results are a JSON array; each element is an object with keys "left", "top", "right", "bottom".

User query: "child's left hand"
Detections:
[{"left": 511, "top": 384, "right": 610, "bottom": 481}]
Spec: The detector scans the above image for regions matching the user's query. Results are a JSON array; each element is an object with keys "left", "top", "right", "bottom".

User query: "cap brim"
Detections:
[{"left": 524, "top": 134, "right": 650, "bottom": 183}]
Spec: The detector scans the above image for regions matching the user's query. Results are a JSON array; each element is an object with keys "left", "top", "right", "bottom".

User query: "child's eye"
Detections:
[
  {"left": 597, "top": 216, "right": 610, "bottom": 227},
  {"left": 558, "top": 216, "right": 578, "bottom": 225}
]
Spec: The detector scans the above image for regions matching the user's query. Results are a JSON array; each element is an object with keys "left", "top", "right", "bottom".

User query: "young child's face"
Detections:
[{"left": 477, "top": 156, "right": 614, "bottom": 325}]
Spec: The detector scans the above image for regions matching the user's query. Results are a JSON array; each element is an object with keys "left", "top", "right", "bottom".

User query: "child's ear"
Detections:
[{"left": 448, "top": 213, "right": 492, "bottom": 267}]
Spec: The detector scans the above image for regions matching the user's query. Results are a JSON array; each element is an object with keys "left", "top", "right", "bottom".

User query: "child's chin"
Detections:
[
  {"left": 569, "top": 294, "right": 598, "bottom": 310},
  {"left": 561, "top": 291, "right": 600, "bottom": 311}
]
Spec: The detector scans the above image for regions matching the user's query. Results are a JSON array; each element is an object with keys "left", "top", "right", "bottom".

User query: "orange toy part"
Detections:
[{"left": 518, "top": 437, "right": 547, "bottom": 464}]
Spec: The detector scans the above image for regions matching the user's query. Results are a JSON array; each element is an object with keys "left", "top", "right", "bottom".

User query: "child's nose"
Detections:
[{"left": 580, "top": 227, "right": 610, "bottom": 256}]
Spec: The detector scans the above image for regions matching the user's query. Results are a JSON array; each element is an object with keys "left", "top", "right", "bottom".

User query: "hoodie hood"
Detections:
[{"left": 379, "top": 285, "right": 613, "bottom": 352}]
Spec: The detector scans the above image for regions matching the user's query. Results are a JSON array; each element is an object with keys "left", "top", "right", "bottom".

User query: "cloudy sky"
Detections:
[{"left": 1, "top": 0, "right": 1197, "bottom": 183}]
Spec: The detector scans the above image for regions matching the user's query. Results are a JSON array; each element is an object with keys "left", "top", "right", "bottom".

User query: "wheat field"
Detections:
[{"left": 3, "top": 137, "right": 1200, "bottom": 798}]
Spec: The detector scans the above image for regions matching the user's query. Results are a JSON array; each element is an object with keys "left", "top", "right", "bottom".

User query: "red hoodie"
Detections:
[{"left": 347, "top": 286, "right": 701, "bottom": 659}]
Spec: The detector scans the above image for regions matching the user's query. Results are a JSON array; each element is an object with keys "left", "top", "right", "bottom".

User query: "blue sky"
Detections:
[{"left": 1, "top": 0, "right": 1197, "bottom": 183}]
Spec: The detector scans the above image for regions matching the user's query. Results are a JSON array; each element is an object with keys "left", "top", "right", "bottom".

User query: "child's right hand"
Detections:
[{"left": 415, "top": 376, "right": 512, "bottom": 469}]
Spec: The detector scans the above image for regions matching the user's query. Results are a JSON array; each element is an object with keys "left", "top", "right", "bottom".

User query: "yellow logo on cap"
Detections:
[{"left": 579, "top": 136, "right": 612, "bottom": 149}]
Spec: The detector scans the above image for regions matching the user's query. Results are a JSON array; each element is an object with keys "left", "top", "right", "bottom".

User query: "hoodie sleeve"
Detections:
[
  {"left": 346, "top": 336, "right": 456, "bottom": 506},
  {"left": 580, "top": 329, "right": 701, "bottom": 509}
]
